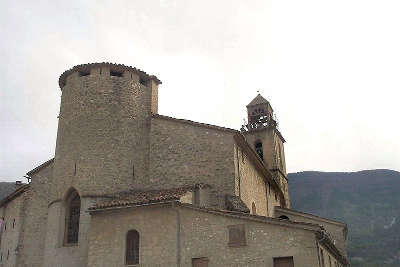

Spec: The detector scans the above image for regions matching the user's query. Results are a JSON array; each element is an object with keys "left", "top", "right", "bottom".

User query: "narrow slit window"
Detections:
[
  {"left": 139, "top": 78, "right": 146, "bottom": 85},
  {"left": 110, "top": 70, "right": 123, "bottom": 77},
  {"left": 255, "top": 142, "right": 263, "bottom": 161},
  {"left": 192, "top": 257, "right": 209, "bottom": 267},
  {"left": 126, "top": 230, "right": 140, "bottom": 265},
  {"left": 64, "top": 189, "right": 80, "bottom": 245},
  {"left": 78, "top": 71, "right": 90, "bottom": 77},
  {"left": 251, "top": 202, "right": 257, "bottom": 215}
]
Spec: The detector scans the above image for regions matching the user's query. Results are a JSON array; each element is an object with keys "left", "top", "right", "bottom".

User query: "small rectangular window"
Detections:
[
  {"left": 110, "top": 71, "right": 123, "bottom": 77},
  {"left": 227, "top": 224, "right": 246, "bottom": 247},
  {"left": 12, "top": 219, "right": 15, "bottom": 229},
  {"left": 194, "top": 189, "right": 200, "bottom": 205},
  {"left": 192, "top": 257, "right": 209, "bottom": 267},
  {"left": 139, "top": 78, "right": 146, "bottom": 85},
  {"left": 78, "top": 71, "right": 90, "bottom": 77},
  {"left": 273, "top": 256, "right": 294, "bottom": 267},
  {"left": 320, "top": 249, "right": 325, "bottom": 266}
]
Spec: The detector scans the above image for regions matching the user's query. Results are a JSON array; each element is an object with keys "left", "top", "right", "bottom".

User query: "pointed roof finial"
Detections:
[{"left": 246, "top": 93, "right": 269, "bottom": 107}]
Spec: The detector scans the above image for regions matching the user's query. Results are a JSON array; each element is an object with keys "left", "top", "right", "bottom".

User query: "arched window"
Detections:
[
  {"left": 255, "top": 142, "right": 263, "bottom": 161},
  {"left": 126, "top": 230, "right": 140, "bottom": 265},
  {"left": 64, "top": 189, "right": 80, "bottom": 244},
  {"left": 251, "top": 202, "right": 257, "bottom": 215}
]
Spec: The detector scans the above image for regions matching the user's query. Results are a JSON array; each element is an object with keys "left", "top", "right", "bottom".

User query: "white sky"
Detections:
[{"left": 1, "top": 0, "right": 399, "bottom": 182}]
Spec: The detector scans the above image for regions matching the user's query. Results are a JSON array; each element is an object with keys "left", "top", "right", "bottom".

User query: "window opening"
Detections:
[
  {"left": 255, "top": 142, "right": 263, "bottom": 161},
  {"left": 78, "top": 71, "right": 90, "bottom": 77},
  {"left": 126, "top": 230, "right": 140, "bottom": 265},
  {"left": 192, "top": 257, "right": 209, "bottom": 267},
  {"left": 64, "top": 190, "right": 80, "bottom": 245},
  {"left": 251, "top": 202, "right": 257, "bottom": 215},
  {"left": 110, "top": 70, "right": 123, "bottom": 77}
]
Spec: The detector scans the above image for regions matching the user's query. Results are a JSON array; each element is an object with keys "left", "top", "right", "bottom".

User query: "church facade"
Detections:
[{"left": 0, "top": 63, "right": 348, "bottom": 267}]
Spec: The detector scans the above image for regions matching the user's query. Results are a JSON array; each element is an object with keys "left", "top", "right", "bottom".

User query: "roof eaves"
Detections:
[
  {"left": 0, "top": 184, "right": 29, "bottom": 208},
  {"left": 26, "top": 158, "right": 54, "bottom": 176},
  {"left": 177, "top": 203, "right": 322, "bottom": 231},
  {"left": 317, "top": 230, "right": 349, "bottom": 266},
  {"left": 275, "top": 207, "right": 347, "bottom": 227}
]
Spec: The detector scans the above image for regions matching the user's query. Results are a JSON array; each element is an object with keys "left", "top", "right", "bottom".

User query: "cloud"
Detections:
[{"left": 1, "top": 0, "right": 399, "bottom": 181}]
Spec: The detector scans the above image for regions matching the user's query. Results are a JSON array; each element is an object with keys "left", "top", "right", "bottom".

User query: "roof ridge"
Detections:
[{"left": 152, "top": 114, "right": 239, "bottom": 133}]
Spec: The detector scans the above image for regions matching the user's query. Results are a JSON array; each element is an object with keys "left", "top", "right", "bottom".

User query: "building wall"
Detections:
[
  {"left": 148, "top": 117, "right": 236, "bottom": 199},
  {"left": 19, "top": 163, "right": 53, "bottom": 267},
  {"left": 88, "top": 205, "right": 321, "bottom": 267},
  {"left": 244, "top": 129, "right": 290, "bottom": 207},
  {"left": 234, "top": 144, "right": 282, "bottom": 217},
  {"left": 0, "top": 191, "right": 24, "bottom": 267},
  {"left": 52, "top": 66, "right": 154, "bottom": 202},
  {"left": 319, "top": 243, "right": 345, "bottom": 267},
  {"left": 43, "top": 196, "right": 97, "bottom": 267},
  {"left": 274, "top": 207, "right": 347, "bottom": 255},
  {"left": 88, "top": 205, "right": 178, "bottom": 267},
  {"left": 179, "top": 206, "right": 320, "bottom": 267}
]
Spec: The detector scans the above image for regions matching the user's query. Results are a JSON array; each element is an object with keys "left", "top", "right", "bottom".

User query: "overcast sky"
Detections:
[{"left": 1, "top": 0, "right": 399, "bottom": 182}]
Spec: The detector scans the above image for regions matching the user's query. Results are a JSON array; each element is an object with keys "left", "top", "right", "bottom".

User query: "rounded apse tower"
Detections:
[{"left": 51, "top": 63, "right": 161, "bottom": 202}]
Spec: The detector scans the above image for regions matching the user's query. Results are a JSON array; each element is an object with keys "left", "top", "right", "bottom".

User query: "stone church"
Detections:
[{"left": 0, "top": 63, "right": 348, "bottom": 267}]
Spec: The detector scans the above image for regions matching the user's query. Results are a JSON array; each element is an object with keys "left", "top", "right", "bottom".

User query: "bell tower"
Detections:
[{"left": 242, "top": 94, "right": 290, "bottom": 207}]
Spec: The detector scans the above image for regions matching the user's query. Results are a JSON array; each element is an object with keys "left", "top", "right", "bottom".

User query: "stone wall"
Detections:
[
  {"left": 319, "top": 243, "right": 345, "bottom": 267},
  {"left": 0, "top": 190, "right": 25, "bottom": 267},
  {"left": 234, "top": 143, "right": 282, "bottom": 217},
  {"left": 88, "top": 205, "right": 178, "bottom": 267},
  {"left": 179, "top": 206, "right": 320, "bottom": 267},
  {"left": 52, "top": 66, "right": 155, "bottom": 201},
  {"left": 88, "top": 204, "right": 322, "bottom": 267},
  {"left": 274, "top": 207, "right": 347, "bottom": 255},
  {"left": 244, "top": 128, "right": 290, "bottom": 207},
  {"left": 148, "top": 117, "right": 237, "bottom": 199},
  {"left": 43, "top": 196, "right": 97, "bottom": 267},
  {"left": 19, "top": 163, "right": 53, "bottom": 267}
]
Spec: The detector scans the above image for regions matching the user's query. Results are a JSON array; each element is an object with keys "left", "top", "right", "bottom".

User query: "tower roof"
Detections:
[{"left": 246, "top": 94, "right": 270, "bottom": 107}]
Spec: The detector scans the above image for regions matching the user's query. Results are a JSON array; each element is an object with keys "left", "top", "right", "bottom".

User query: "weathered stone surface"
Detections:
[{"left": 0, "top": 63, "right": 348, "bottom": 267}]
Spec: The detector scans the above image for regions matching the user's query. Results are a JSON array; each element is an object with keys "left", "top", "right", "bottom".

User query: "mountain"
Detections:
[
  {"left": 289, "top": 169, "right": 400, "bottom": 267},
  {"left": 1, "top": 170, "right": 399, "bottom": 265}
]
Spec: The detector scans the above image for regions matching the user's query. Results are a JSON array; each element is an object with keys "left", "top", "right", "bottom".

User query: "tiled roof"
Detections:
[
  {"left": 152, "top": 114, "right": 239, "bottom": 133},
  {"left": 225, "top": 195, "right": 250, "bottom": 213},
  {"left": 246, "top": 94, "right": 270, "bottom": 107},
  {"left": 90, "top": 184, "right": 210, "bottom": 210},
  {"left": 26, "top": 158, "right": 54, "bottom": 176},
  {"left": 0, "top": 184, "right": 29, "bottom": 208}
]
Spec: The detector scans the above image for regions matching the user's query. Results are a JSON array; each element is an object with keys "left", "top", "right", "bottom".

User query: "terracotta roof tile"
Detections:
[{"left": 90, "top": 184, "right": 210, "bottom": 210}]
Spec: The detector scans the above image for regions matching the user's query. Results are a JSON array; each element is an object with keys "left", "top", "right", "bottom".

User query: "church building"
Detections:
[{"left": 0, "top": 63, "right": 348, "bottom": 267}]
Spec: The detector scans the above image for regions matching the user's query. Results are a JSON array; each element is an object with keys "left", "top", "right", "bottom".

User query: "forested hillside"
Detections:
[
  {"left": 1, "top": 170, "right": 399, "bottom": 266},
  {"left": 289, "top": 170, "right": 400, "bottom": 267}
]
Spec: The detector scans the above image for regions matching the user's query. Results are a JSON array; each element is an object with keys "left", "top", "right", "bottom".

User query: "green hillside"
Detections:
[{"left": 289, "top": 170, "right": 400, "bottom": 267}]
